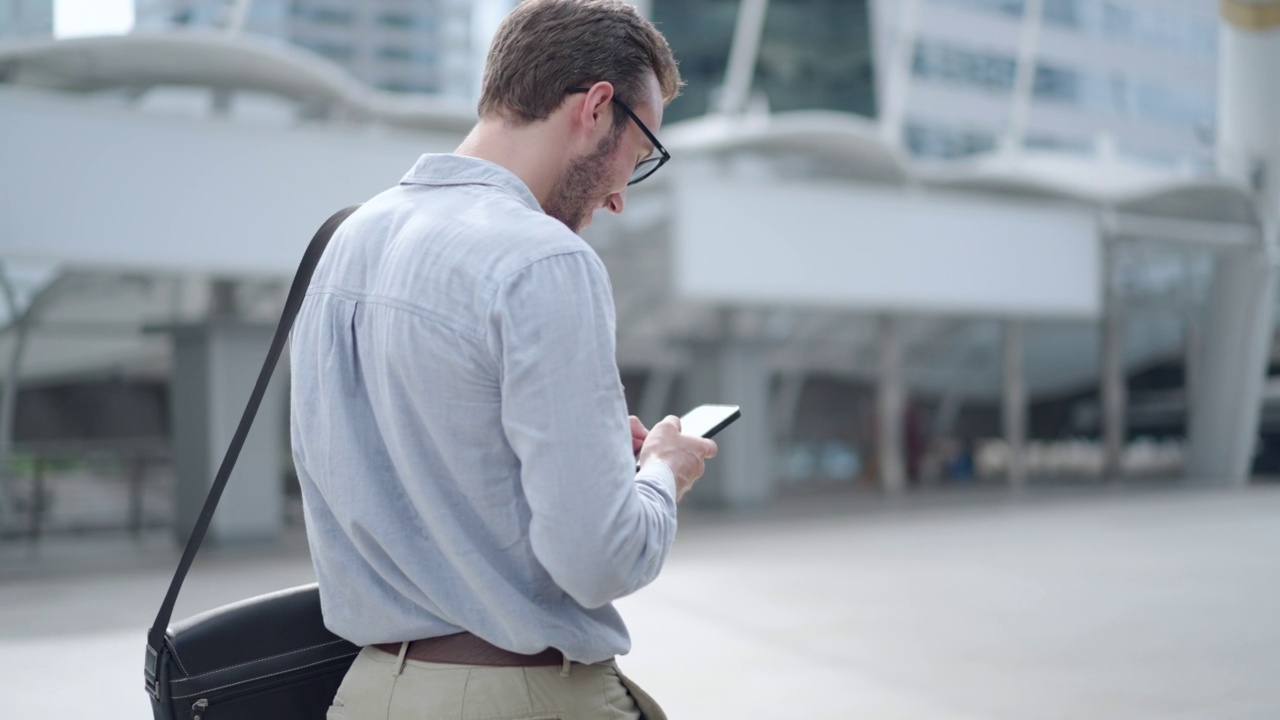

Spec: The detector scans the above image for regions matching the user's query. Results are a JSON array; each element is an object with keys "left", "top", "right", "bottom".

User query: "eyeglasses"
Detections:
[{"left": 567, "top": 86, "right": 670, "bottom": 186}]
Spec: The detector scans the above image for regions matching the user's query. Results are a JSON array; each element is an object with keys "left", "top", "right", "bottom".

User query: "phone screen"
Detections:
[{"left": 679, "top": 404, "right": 741, "bottom": 439}]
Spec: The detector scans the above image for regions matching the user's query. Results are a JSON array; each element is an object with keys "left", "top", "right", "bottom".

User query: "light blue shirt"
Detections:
[{"left": 289, "top": 154, "right": 677, "bottom": 664}]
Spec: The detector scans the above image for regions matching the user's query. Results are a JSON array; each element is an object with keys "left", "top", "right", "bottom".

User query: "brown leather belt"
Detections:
[{"left": 373, "top": 632, "right": 565, "bottom": 667}]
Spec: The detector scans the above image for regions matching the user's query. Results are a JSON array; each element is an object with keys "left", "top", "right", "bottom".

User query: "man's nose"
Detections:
[{"left": 604, "top": 191, "right": 625, "bottom": 215}]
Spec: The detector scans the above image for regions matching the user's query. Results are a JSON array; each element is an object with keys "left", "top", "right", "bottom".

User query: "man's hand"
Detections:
[
  {"left": 637, "top": 415, "right": 718, "bottom": 501},
  {"left": 629, "top": 415, "right": 648, "bottom": 455}
]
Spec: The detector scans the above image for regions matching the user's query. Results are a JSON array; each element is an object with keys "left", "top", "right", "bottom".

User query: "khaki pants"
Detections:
[{"left": 327, "top": 646, "right": 667, "bottom": 720}]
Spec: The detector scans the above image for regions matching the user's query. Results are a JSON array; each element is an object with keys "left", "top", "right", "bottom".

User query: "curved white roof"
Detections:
[
  {"left": 0, "top": 31, "right": 478, "bottom": 133},
  {"left": 0, "top": 32, "right": 1258, "bottom": 226},
  {"left": 665, "top": 111, "right": 911, "bottom": 184}
]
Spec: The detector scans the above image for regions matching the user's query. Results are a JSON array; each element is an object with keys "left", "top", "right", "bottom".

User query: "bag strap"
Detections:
[{"left": 147, "top": 205, "right": 361, "bottom": 651}]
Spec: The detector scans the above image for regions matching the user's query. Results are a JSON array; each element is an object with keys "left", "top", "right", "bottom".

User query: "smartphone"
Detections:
[{"left": 679, "top": 404, "right": 741, "bottom": 439}]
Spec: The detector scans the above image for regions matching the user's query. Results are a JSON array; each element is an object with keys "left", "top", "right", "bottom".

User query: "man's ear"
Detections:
[{"left": 576, "top": 81, "right": 616, "bottom": 139}]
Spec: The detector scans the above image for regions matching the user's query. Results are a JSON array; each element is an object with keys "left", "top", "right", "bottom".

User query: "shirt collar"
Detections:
[{"left": 399, "top": 154, "right": 542, "bottom": 212}]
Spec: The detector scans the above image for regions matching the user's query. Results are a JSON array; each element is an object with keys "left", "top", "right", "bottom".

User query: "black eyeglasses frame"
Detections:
[{"left": 566, "top": 86, "right": 670, "bottom": 186}]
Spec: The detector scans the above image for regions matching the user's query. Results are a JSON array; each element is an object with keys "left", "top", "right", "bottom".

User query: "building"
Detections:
[
  {"left": 651, "top": 0, "right": 1216, "bottom": 167},
  {"left": 888, "top": 0, "right": 1217, "bottom": 166},
  {"left": 133, "top": 0, "right": 483, "bottom": 98},
  {"left": 0, "top": 0, "right": 54, "bottom": 39}
]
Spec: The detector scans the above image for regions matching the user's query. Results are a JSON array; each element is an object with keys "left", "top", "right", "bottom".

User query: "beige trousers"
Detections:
[{"left": 326, "top": 646, "right": 668, "bottom": 720}]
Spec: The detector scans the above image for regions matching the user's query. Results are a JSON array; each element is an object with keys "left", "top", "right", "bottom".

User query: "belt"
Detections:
[{"left": 373, "top": 632, "right": 565, "bottom": 667}]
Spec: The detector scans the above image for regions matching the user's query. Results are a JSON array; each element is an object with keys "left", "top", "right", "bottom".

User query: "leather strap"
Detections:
[
  {"left": 373, "top": 634, "right": 565, "bottom": 667},
  {"left": 147, "top": 205, "right": 361, "bottom": 652}
]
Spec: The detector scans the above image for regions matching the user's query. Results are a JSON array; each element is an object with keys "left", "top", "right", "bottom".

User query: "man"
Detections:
[{"left": 289, "top": 1, "right": 718, "bottom": 718}]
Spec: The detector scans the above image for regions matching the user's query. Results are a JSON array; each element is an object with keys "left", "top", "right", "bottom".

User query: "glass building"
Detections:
[
  {"left": 133, "top": 0, "right": 478, "bottom": 98},
  {"left": 0, "top": 0, "right": 54, "bottom": 39},
  {"left": 651, "top": 0, "right": 878, "bottom": 122}
]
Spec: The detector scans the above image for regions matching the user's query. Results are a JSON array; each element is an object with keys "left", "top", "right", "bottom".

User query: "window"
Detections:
[
  {"left": 294, "top": 6, "right": 352, "bottom": 26},
  {"left": 1100, "top": 2, "right": 1134, "bottom": 41},
  {"left": 905, "top": 122, "right": 997, "bottom": 158},
  {"left": 913, "top": 42, "right": 1016, "bottom": 93},
  {"left": 380, "top": 80, "right": 440, "bottom": 95},
  {"left": 377, "top": 46, "right": 438, "bottom": 66},
  {"left": 752, "top": 0, "right": 877, "bottom": 117},
  {"left": 1042, "top": 0, "right": 1081, "bottom": 28},
  {"left": 929, "top": 0, "right": 1025, "bottom": 19},
  {"left": 1033, "top": 64, "right": 1079, "bottom": 104},
  {"left": 299, "top": 39, "right": 355, "bottom": 62},
  {"left": 378, "top": 12, "right": 436, "bottom": 32},
  {"left": 650, "top": 0, "right": 742, "bottom": 121}
]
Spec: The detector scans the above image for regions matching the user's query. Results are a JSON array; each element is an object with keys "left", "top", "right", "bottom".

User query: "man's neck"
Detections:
[{"left": 454, "top": 117, "right": 567, "bottom": 207}]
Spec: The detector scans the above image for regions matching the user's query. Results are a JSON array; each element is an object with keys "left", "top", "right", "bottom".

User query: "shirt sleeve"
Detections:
[{"left": 487, "top": 250, "right": 677, "bottom": 610}]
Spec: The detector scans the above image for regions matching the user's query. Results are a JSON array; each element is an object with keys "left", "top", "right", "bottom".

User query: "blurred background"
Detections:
[{"left": 2, "top": 1, "right": 1279, "bottom": 718}]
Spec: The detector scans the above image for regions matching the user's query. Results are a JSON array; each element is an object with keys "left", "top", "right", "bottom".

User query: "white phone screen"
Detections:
[{"left": 679, "top": 404, "right": 741, "bottom": 439}]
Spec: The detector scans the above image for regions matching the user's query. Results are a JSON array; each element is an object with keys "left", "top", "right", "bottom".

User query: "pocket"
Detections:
[{"left": 610, "top": 665, "right": 667, "bottom": 720}]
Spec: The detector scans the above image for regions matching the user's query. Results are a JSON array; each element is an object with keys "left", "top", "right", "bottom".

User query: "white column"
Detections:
[
  {"left": 1001, "top": 0, "right": 1044, "bottom": 153},
  {"left": 1101, "top": 243, "right": 1127, "bottom": 479},
  {"left": 877, "top": 315, "right": 906, "bottom": 493},
  {"left": 154, "top": 320, "right": 285, "bottom": 545},
  {"left": 878, "top": 0, "right": 922, "bottom": 149},
  {"left": 686, "top": 337, "right": 775, "bottom": 508},
  {"left": 1186, "top": 0, "right": 1280, "bottom": 484},
  {"left": 718, "top": 0, "right": 770, "bottom": 115},
  {"left": 1002, "top": 318, "right": 1027, "bottom": 486}
]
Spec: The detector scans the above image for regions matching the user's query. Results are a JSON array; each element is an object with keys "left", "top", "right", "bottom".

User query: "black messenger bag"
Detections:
[{"left": 145, "top": 206, "right": 362, "bottom": 720}]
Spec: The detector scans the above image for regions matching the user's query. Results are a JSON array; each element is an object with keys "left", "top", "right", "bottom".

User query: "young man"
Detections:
[{"left": 289, "top": 1, "right": 718, "bottom": 718}]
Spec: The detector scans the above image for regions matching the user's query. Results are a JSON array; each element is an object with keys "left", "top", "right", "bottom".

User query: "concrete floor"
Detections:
[{"left": 1, "top": 483, "right": 1278, "bottom": 719}]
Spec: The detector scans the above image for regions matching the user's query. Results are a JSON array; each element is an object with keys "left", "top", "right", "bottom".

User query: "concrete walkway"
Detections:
[{"left": 2, "top": 484, "right": 1278, "bottom": 719}]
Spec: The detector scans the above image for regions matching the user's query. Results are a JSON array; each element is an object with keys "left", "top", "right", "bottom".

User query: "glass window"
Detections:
[
  {"left": 905, "top": 122, "right": 996, "bottom": 158},
  {"left": 752, "top": 0, "right": 876, "bottom": 117},
  {"left": 1133, "top": 82, "right": 1213, "bottom": 127},
  {"left": 377, "top": 46, "right": 437, "bottom": 66},
  {"left": 299, "top": 39, "right": 355, "bottom": 62},
  {"left": 929, "top": 0, "right": 1025, "bottom": 19},
  {"left": 378, "top": 12, "right": 436, "bottom": 32},
  {"left": 1100, "top": 1, "right": 1134, "bottom": 41},
  {"left": 1042, "top": 0, "right": 1082, "bottom": 28},
  {"left": 380, "top": 79, "right": 440, "bottom": 95},
  {"left": 650, "top": 0, "right": 742, "bottom": 121},
  {"left": 1033, "top": 64, "right": 1079, "bottom": 103},
  {"left": 913, "top": 42, "right": 1016, "bottom": 93},
  {"left": 295, "top": 6, "right": 353, "bottom": 26}
]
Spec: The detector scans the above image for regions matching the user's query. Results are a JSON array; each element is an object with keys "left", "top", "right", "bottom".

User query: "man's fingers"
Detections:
[
  {"left": 701, "top": 438, "right": 718, "bottom": 459},
  {"left": 629, "top": 415, "right": 649, "bottom": 435}
]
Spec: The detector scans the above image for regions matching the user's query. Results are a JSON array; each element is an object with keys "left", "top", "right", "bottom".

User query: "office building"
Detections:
[
  {"left": 651, "top": 0, "right": 1216, "bottom": 167},
  {"left": 0, "top": 0, "right": 54, "bottom": 39},
  {"left": 133, "top": 0, "right": 481, "bottom": 98}
]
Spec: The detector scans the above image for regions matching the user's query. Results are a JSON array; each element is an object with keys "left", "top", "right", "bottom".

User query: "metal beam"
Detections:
[{"left": 718, "top": 0, "right": 770, "bottom": 115}]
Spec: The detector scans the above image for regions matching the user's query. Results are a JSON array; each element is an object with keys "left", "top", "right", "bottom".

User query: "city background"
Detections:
[{"left": 1, "top": 0, "right": 1279, "bottom": 718}]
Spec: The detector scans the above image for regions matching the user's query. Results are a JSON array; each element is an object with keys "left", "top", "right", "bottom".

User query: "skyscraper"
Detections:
[
  {"left": 133, "top": 0, "right": 484, "bottom": 99},
  {"left": 0, "top": 0, "right": 54, "bottom": 39},
  {"left": 649, "top": 0, "right": 1216, "bottom": 168}
]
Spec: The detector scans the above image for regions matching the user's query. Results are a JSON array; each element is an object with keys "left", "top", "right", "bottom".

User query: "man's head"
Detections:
[{"left": 477, "top": 0, "right": 681, "bottom": 231}]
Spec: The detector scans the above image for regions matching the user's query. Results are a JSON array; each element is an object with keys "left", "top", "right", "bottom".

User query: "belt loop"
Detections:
[
  {"left": 393, "top": 641, "right": 409, "bottom": 677},
  {"left": 559, "top": 655, "right": 572, "bottom": 678}
]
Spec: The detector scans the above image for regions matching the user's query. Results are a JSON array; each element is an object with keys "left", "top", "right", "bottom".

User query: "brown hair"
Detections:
[{"left": 477, "top": 0, "right": 682, "bottom": 126}]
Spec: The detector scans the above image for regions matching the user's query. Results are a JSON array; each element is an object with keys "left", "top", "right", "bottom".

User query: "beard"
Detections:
[{"left": 542, "top": 126, "right": 623, "bottom": 232}]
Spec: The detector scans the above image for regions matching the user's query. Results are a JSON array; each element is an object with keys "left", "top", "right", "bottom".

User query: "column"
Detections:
[
  {"left": 685, "top": 338, "right": 775, "bottom": 509},
  {"left": 1186, "top": 0, "right": 1280, "bottom": 483},
  {"left": 1186, "top": 249, "right": 1275, "bottom": 483},
  {"left": 1101, "top": 244, "right": 1127, "bottom": 479},
  {"left": 877, "top": 315, "right": 907, "bottom": 494},
  {"left": 1002, "top": 318, "right": 1027, "bottom": 486},
  {"left": 152, "top": 320, "right": 285, "bottom": 545}
]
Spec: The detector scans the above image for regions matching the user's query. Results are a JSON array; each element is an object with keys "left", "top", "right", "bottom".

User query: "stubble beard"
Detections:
[{"left": 543, "top": 127, "right": 623, "bottom": 233}]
